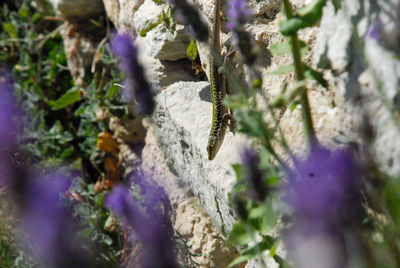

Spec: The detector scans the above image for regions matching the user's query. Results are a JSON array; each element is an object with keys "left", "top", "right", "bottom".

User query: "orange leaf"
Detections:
[
  {"left": 97, "top": 132, "right": 119, "bottom": 155},
  {"left": 104, "top": 157, "right": 121, "bottom": 182}
]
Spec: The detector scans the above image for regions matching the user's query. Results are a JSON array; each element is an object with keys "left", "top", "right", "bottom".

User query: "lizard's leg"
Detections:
[{"left": 222, "top": 111, "right": 236, "bottom": 134}]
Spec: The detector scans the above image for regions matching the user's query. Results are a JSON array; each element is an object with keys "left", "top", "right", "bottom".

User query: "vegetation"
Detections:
[{"left": 1, "top": 0, "right": 400, "bottom": 267}]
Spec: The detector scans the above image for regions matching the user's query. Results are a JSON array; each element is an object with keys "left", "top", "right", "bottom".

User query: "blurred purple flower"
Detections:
[
  {"left": 287, "top": 148, "right": 360, "bottom": 221},
  {"left": 106, "top": 184, "right": 178, "bottom": 268},
  {"left": 241, "top": 147, "right": 267, "bottom": 201},
  {"left": 22, "top": 173, "right": 93, "bottom": 267},
  {"left": 369, "top": 16, "right": 400, "bottom": 55},
  {"left": 168, "top": 0, "right": 208, "bottom": 41},
  {"left": 283, "top": 146, "right": 364, "bottom": 268},
  {"left": 226, "top": 0, "right": 251, "bottom": 31},
  {"left": 111, "top": 33, "right": 154, "bottom": 115},
  {"left": 369, "top": 18, "right": 383, "bottom": 41},
  {"left": 226, "top": 0, "right": 255, "bottom": 65},
  {"left": 0, "top": 74, "right": 19, "bottom": 148}
]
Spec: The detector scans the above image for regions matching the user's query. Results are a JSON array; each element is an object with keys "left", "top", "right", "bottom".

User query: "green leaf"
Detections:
[
  {"left": 269, "top": 41, "right": 292, "bottom": 55},
  {"left": 227, "top": 220, "right": 252, "bottom": 246},
  {"left": 232, "top": 164, "right": 245, "bottom": 180},
  {"left": 140, "top": 18, "right": 162, "bottom": 37},
  {"left": 279, "top": 0, "right": 327, "bottom": 36},
  {"left": 49, "top": 89, "right": 81, "bottom": 110},
  {"left": 105, "top": 84, "right": 119, "bottom": 99},
  {"left": 2, "top": 23, "right": 18, "bottom": 38},
  {"left": 60, "top": 146, "right": 74, "bottom": 159},
  {"left": 259, "top": 200, "right": 278, "bottom": 234},
  {"left": 224, "top": 94, "right": 248, "bottom": 109},
  {"left": 268, "top": 64, "right": 295, "bottom": 75},
  {"left": 152, "top": 0, "right": 164, "bottom": 5},
  {"left": 186, "top": 39, "right": 198, "bottom": 61},
  {"left": 290, "top": 102, "right": 299, "bottom": 111},
  {"left": 228, "top": 237, "right": 276, "bottom": 267},
  {"left": 269, "top": 41, "right": 307, "bottom": 56},
  {"left": 304, "top": 66, "right": 328, "bottom": 88}
]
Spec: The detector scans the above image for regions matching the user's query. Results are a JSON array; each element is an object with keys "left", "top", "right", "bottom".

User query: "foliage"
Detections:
[
  {"left": 1, "top": 0, "right": 400, "bottom": 267},
  {"left": 224, "top": 0, "right": 400, "bottom": 267},
  {"left": 0, "top": 1, "right": 129, "bottom": 266}
]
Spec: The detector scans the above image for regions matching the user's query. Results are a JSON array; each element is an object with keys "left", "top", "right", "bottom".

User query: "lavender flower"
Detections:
[
  {"left": 226, "top": 0, "right": 255, "bottom": 65},
  {"left": 369, "top": 18, "right": 383, "bottom": 41},
  {"left": 106, "top": 184, "right": 179, "bottom": 268},
  {"left": 283, "top": 147, "right": 364, "bottom": 268},
  {"left": 22, "top": 173, "right": 93, "bottom": 267},
  {"left": 226, "top": 0, "right": 251, "bottom": 31},
  {"left": 168, "top": 0, "right": 208, "bottom": 42},
  {"left": 0, "top": 74, "right": 19, "bottom": 148},
  {"left": 369, "top": 16, "right": 400, "bottom": 55},
  {"left": 111, "top": 33, "right": 154, "bottom": 115}
]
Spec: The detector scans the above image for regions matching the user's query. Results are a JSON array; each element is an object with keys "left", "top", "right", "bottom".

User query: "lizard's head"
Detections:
[{"left": 207, "top": 135, "right": 222, "bottom": 160}]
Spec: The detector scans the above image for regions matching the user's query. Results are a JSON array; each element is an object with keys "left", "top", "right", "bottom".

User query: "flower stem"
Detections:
[{"left": 282, "top": 0, "right": 318, "bottom": 148}]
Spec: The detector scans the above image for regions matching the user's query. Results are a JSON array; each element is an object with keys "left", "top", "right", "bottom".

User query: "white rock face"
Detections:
[
  {"left": 102, "top": 0, "right": 120, "bottom": 27},
  {"left": 314, "top": 1, "right": 400, "bottom": 176},
  {"left": 133, "top": 0, "right": 190, "bottom": 61},
  {"left": 49, "top": 0, "right": 104, "bottom": 21},
  {"left": 152, "top": 81, "right": 250, "bottom": 232}
]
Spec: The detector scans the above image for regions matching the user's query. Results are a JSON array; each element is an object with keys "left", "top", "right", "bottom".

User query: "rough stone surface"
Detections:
[
  {"left": 314, "top": 0, "right": 400, "bottom": 176},
  {"left": 61, "top": 23, "right": 101, "bottom": 86},
  {"left": 248, "top": 0, "right": 282, "bottom": 17},
  {"left": 152, "top": 81, "right": 250, "bottom": 233},
  {"left": 133, "top": 0, "right": 191, "bottom": 61},
  {"left": 118, "top": 0, "right": 145, "bottom": 29},
  {"left": 102, "top": 0, "right": 120, "bottom": 27},
  {"left": 49, "top": 0, "right": 104, "bottom": 22},
  {"left": 141, "top": 122, "right": 242, "bottom": 267}
]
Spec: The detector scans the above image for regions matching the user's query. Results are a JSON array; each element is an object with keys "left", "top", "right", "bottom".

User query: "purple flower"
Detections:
[
  {"left": 111, "top": 33, "right": 154, "bottom": 115},
  {"left": 286, "top": 147, "right": 360, "bottom": 222},
  {"left": 226, "top": 0, "right": 251, "bottom": 31},
  {"left": 168, "top": 0, "right": 208, "bottom": 41},
  {"left": 283, "top": 146, "right": 364, "bottom": 268},
  {"left": 0, "top": 74, "right": 19, "bottom": 148},
  {"left": 106, "top": 184, "right": 178, "bottom": 268},
  {"left": 369, "top": 16, "right": 400, "bottom": 55},
  {"left": 369, "top": 18, "right": 384, "bottom": 41},
  {"left": 226, "top": 0, "right": 255, "bottom": 65},
  {"left": 22, "top": 173, "right": 93, "bottom": 267}
]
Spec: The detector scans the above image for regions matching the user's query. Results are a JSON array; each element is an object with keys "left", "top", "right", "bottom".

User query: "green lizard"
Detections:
[{"left": 206, "top": 0, "right": 236, "bottom": 160}]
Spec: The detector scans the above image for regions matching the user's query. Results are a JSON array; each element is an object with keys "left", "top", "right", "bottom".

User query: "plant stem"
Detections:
[{"left": 282, "top": 0, "right": 318, "bottom": 149}]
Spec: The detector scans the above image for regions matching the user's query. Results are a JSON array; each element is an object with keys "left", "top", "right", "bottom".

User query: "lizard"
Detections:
[{"left": 206, "top": 0, "right": 236, "bottom": 160}]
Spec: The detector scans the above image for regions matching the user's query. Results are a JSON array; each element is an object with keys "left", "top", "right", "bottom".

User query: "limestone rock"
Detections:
[
  {"left": 102, "top": 0, "right": 120, "bottom": 27},
  {"left": 132, "top": 0, "right": 190, "bottom": 61},
  {"left": 141, "top": 122, "right": 242, "bottom": 267},
  {"left": 118, "top": 0, "right": 145, "bottom": 29},
  {"left": 248, "top": 0, "right": 282, "bottom": 17},
  {"left": 151, "top": 81, "right": 250, "bottom": 232},
  {"left": 49, "top": 0, "right": 104, "bottom": 22},
  {"left": 314, "top": 1, "right": 400, "bottom": 176}
]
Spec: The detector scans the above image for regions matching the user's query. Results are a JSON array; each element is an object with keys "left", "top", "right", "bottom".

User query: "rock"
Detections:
[
  {"left": 314, "top": 1, "right": 400, "bottom": 176},
  {"left": 49, "top": 0, "right": 104, "bottom": 22},
  {"left": 61, "top": 23, "right": 100, "bottom": 86},
  {"left": 248, "top": 0, "right": 282, "bottom": 17},
  {"left": 132, "top": 0, "right": 191, "bottom": 61},
  {"left": 151, "top": 81, "right": 249, "bottom": 233},
  {"left": 118, "top": 0, "right": 145, "bottom": 29},
  {"left": 136, "top": 50, "right": 195, "bottom": 90},
  {"left": 102, "top": 0, "right": 120, "bottom": 27},
  {"left": 141, "top": 122, "right": 242, "bottom": 267}
]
